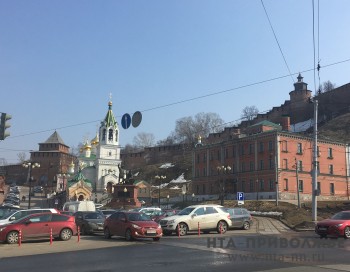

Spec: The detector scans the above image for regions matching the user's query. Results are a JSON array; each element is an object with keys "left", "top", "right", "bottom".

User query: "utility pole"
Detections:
[
  {"left": 295, "top": 158, "right": 301, "bottom": 208},
  {"left": 312, "top": 99, "right": 318, "bottom": 221}
]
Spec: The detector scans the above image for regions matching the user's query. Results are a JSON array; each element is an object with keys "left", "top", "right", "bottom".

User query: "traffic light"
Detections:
[{"left": 0, "top": 113, "right": 11, "bottom": 140}]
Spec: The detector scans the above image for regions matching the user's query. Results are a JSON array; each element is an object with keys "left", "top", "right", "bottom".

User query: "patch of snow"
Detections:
[{"left": 159, "top": 163, "right": 175, "bottom": 169}]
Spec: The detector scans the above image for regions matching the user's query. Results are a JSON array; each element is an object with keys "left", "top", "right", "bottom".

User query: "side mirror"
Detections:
[
  {"left": 9, "top": 217, "right": 15, "bottom": 221},
  {"left": 191, "top": 213, "right": 197, "bottom": 218}
]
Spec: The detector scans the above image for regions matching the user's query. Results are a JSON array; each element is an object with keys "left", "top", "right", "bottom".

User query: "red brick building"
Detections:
[{"left": 193, "top": 120, "right": 349, "bottom": 201}]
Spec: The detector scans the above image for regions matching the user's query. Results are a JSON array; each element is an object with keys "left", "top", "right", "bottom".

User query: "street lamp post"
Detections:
[
  {"left": 167, "top": 195, "right": 169, "bottom": 209},
  {"left": 155, "top": 175, "right": 166, "bottom": 208},
  {"left": 123, "top": 187, "right": 128, "bottom": 210},
  {"left": 217, "top": 166, "right": 231, "bottom": 206},
  {"left": 22, "top": 162, "right": 40, "bottom": 209}
]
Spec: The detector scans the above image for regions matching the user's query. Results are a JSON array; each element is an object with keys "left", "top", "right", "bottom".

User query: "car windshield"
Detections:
[
  {"left": 0, "top": 209, "right": 16, "bottom": 219},
  {"left": 127, "top": 213, "right": 151, "bottom": 221},
  {"left": 177, "top": 207, "right": 195, "bottom": 215},
  {"left": 331, "top": 212, "right": 350, "bottom": 220}
]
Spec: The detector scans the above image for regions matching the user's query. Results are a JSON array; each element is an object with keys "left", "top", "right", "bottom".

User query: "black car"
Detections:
[
  {"left": 226, "top": 208, "right": 253, "bottom": 230},
  {"left": 75, "top": 211, "right": 105, "bottom": 235}
]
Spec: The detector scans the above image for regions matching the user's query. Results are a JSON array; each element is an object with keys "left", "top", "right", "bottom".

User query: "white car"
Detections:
[
  {"left": 159, "top": 204, "right": 232, "bottom": 236},
  {"left": 0, "top": 208, "right": 59, "bottom": 226}
]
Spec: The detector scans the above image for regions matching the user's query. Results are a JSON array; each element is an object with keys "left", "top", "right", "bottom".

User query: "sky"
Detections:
[{"left": 1, "top": 0, "right": 350, "bottom": 164}]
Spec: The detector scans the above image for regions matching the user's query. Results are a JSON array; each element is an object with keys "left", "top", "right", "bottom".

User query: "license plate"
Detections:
[
  {"left": 147, "top": 230, "right": 156, "bottom": 234},
  {"left": 319, "top": 227, "right": 327, "bottom": 231},
  {"left": 98, "top": 227, "right": 103, "bottom": 230}
]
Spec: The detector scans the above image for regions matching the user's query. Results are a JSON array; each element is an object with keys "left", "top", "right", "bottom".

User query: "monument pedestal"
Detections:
[{"left": 109, "top": 184, "right": 141, "bottom": 209}]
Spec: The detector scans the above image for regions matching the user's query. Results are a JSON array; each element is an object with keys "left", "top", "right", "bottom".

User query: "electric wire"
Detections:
[{"left": 260, "top": 0, "right": 295, "bottom": 83}]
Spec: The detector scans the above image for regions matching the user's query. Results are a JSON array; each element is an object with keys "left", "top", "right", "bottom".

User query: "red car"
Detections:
[
  {"left": 0, "top": 212, "right": 77, "bottom": 244},
  {"left": 315, "top": 211, "right": 350, "bottom": 238},
  {"left": 104, "top": 211, "right": 162, "bottom": 241}
]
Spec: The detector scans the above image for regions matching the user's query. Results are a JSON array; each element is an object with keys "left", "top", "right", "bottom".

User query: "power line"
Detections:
[
  {"left": 260, "top": 0, "right": 295, "bottom": 83},
  {"left": 5, "top": 58, "right": 350, "bottom": 140}
]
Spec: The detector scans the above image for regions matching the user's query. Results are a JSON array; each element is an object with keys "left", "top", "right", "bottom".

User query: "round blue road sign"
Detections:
[{"left": 121, "top": 113, "right": 131, "bottom": 129}]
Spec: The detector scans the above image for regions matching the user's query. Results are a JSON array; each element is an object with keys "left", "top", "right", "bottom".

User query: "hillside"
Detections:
[{"left": 317, "top": 112, "right": 350, "bottom": 143}]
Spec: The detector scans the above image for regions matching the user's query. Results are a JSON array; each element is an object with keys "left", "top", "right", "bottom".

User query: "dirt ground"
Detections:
[{"left": 205, "top": 199, "right": 350, "bottom": 229}]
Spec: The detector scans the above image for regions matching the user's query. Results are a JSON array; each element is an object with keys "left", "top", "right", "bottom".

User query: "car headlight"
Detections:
[
  {"left": 335, "top": 223, "right": 343, "bottom": 227},
  {"left": 157, "top": 224, "right": 161, "bottom": 229},
  {"left": 0, "top": 227, "right": 6, "bottom": 232},
  {"left": 132, "top": 224, "right": 142, "bottom": 229},
  {"left": 167, "top": 220, "right": 175, "bottom": 224}
]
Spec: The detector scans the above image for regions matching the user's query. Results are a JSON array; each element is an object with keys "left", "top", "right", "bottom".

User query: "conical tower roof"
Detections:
[
  {"left": 43, "top": 131, "right": 67, "bottom": 146},
  {"left": 102, "top": 101, "right": 118, "bottom": 128}
]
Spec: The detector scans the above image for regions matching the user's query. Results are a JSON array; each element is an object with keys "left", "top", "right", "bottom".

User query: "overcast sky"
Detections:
[{"left": 1, "top": 0, "right": 350, "bottom": 164}]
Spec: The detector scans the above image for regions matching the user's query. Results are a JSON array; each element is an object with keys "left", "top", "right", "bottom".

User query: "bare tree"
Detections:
[
  {"left": 17, "top": 152, "right": 26, "bottom": 163},
  {"left": 241, "top": 105, "right": 259, "bottom": 121},
  {"left": 174, "top": 112, "right": 224, "bottom": 143},
  {"left": 319, "top": 80, "right": 336, "bottom": 93},
  {"left": 133, "top": 132, "right": 155, "bottom": 148}
]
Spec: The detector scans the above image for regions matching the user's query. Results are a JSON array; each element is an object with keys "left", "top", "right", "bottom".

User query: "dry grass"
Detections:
[{"left": 203, "top": 199, "right": 350, "bottom": 229}]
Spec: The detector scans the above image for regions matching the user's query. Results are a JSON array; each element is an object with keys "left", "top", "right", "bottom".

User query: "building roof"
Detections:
[
  {"left": 250, "top": 120, "right": 282, "bottom": 129},
  {"left": 68, "top": 170, "right": 92, "bottom": 188},
  {"left": 43, "top": 131, "right": 67, "bottom": 145},
  {"left": 102, "top": 101, "right": 117, "bottom": 127}
]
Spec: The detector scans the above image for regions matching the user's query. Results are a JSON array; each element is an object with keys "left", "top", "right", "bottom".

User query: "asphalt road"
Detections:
[{"left": 1, "top": 231, "right": 350, "bottom": 272}]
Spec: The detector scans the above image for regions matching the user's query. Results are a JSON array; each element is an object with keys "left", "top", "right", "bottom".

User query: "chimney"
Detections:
[{"left": 281, "top": 115, "right": 290, "bottom": 131}]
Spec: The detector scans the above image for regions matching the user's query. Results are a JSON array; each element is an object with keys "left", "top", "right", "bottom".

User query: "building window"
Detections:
[
  {"left": 202, "top": 184, "right": 206, "bottom": 194},
  {"left": 269, "top": 157, "right": 274, "bottom": 169},
  {"left": 196, "top": 169, "right": 199, "bottom": 177},
  {"left": 232, "top": 164, "right": 235, "bottom": 174},
  {"left": 330, "top": 183, "right": 335, "bottom": 195},
  {"left": 250, "top": 161, "right": 254, "bottom": 171},
  {"left": 281, "top": 140, "right": 288, "bottom": 152},
  {"left": 108, "top": 129, "right": 114, "bottom": 141},
  {"left": 225, "top": 148, "right": 228, "bottom": 158},
  {"left": 269, "top": 179, "right": 274, "bottom": 190},
  {"left": 284, "top": 179, "right": 288, "bottom": 191},
  {"left": 299, "top": 180, "right": 304, "bottom": 192},
  {"left": 196, "top": 185, "right": 199, "bottom": 194},
  {"left": 196, "top": 154, "right": 200, "bottom": 163},
  {"left": 260, "top": 160, "right": 264, "bottom": 170},
  {"left": 232, "top": 146, "right": 236, "bottom": 157},
  {"left": 241, "top": 181, "right": 245, "bottom": 191},
  {"left": 329, "top": 165, "right": 334, "bottom": 175},
  {"left": 241, "top": 162, "right": 245, "bottom": 172},
  {"left": 240, "top": 145, "right": 245, "bottom": 155},
  {"left": 328, "top": 148, "right": 333, "bottom": 159},
  {"left": 203, "top": 168, "right": 206, "bottom": 176},
  {"left": 249, "top": 180, "right": 254, "bottom": 192},
  {"left": 282, "top": 159, "right": 288, "bottom": 170},
  {"left": 317, "top": 182, "right": 321, "bottom": 194},
  {"left": 316, "top": 161, "right": 320, "bottom": 174},
  {"left": 259, "top": 180, "right": 264, "bottom": 191},
  {"left": 317, "top": 146, "right": 320, "bottom": 157},
  {"left": 210, "top": 152, "right": 213, "bottom": 161},
  {"left": 259, "top": 142, "right": 264, "bottom": 152},
  {"left": 297, "top": 160, "right": 303, "bottom": 172},
  {"left": 203, "top": 153, "right": 207, "bottom": 162},
  {"left": 249, "top": 144, "right": 254, "bottom": 154},
  {"left": 297, "top": 143, "right": 303, "bottom": 154},
  {"left": 268, "top": 141, "right": 273, "bottom": 151},
  {"left": 217, "top": 150, "right": 220, "bottom": 160}
]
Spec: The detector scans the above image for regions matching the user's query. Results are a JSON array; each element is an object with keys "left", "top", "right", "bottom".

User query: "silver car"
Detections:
[{"left": 159, "top": 204, "right": 232, "bottom": 236}]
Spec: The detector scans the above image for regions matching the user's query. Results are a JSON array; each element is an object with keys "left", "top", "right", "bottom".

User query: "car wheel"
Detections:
[
  {"left": 125, "top": 229, "right": 133, "bottom": 241},
  {"left": 6, "top": 231, "right": 19, "bottom": 244},
  {"left": 104, "top": 228, "right": 111, "bottom": 239},
  {"left": 242, "top": 221, "right": 250, "bottom": 230},
  {"left": 217, "top": 221, "right": 228, "bottom": 234},
  {"left": 344, "top": 227, "right": 350, "bottom": 239},
  {"left": 163, "top": 230, "right": 172, "bottom": 236},
  {"left": 177, "top": 223, "right": 188, "bottom": 236},
  {"left": 153, "top": 237, "right": 160, "bottom": 241},
  {"left": 60, "top": 228, "right": 73, "bottom": 241}
]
